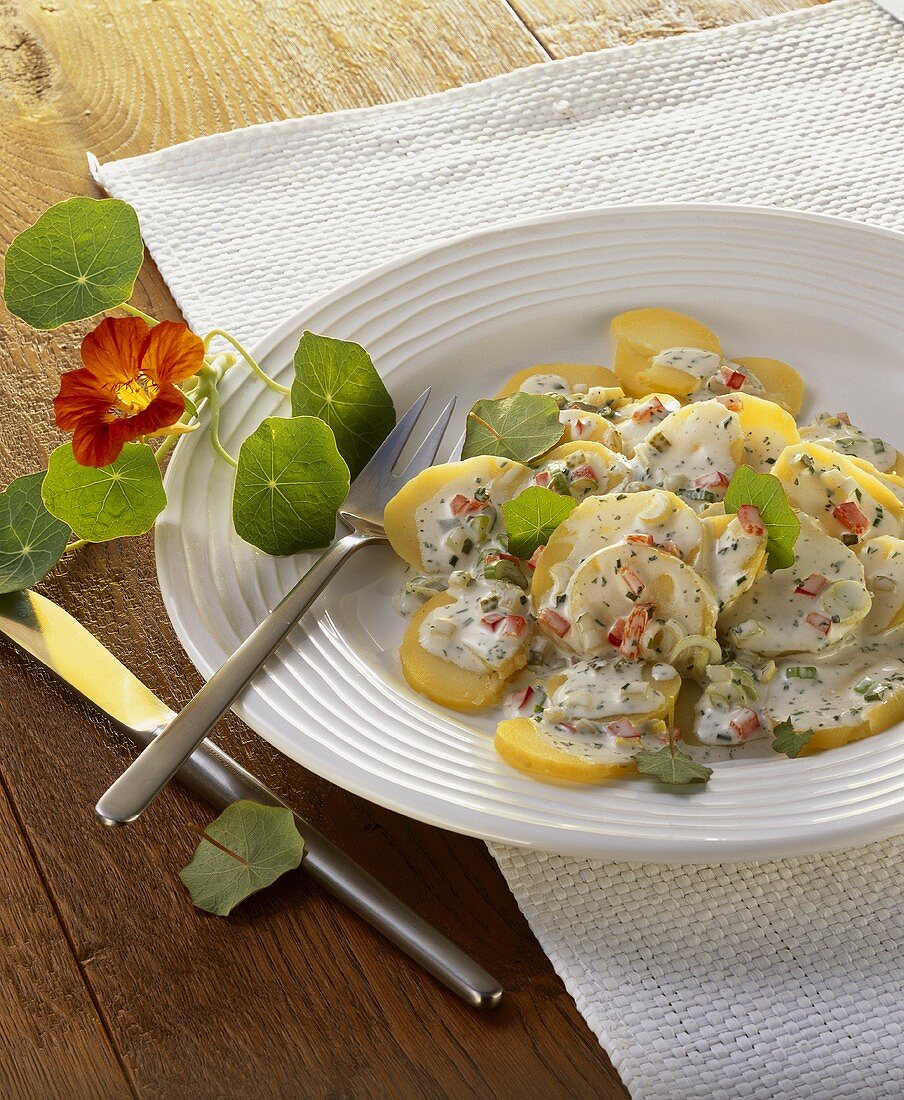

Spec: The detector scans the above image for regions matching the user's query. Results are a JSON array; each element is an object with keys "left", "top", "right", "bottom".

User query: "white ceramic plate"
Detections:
[{"left": 157, "top": 204, "right": 904, "bottom": 863}]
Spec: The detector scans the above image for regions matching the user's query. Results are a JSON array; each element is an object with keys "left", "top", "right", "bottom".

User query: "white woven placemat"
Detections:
[{"left": 94, "top": 2, "right": 904, "bottom": 1095}]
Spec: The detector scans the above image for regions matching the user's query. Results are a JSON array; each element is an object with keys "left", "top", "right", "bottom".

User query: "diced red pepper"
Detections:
[
  {"left": 626, "top": 532, "right": 655, "bottom": 547},
  {"left": 534, "top": 471, "right": 550, "bottom": 488},
  {"left": 695, "top": 471, "right": 730, "bottom": 491},
  {"left": 511, "top": 685, "right": 534, "bottom": 711},
  {"left": 501, "top": 615, "right": 526, "bottom": 637},
  {"left": 805, "top": 610, "right": 832, "bottom": 636},
  {"left": 450, "top": 493, "right": 486, "bottom": 515},
  {"left": 794, "top": 572, "right": 828, "bottom": 598},
  {"left": 539, "top": 608, "right": 571, "bottom": 638},
  {"left": 718, "top": 364, "right": 746, "bottom": 390},
  {"left": 526, "top": 545, "right": 545, "bottom": 571},
  {"left": 485, "top": 552, "right": 520, "bottom": 565},
  {"left": 570, "top": 464, "right": 597, "bottom": 482},
  {"left": 620, "top": 565, "right": 646, "bottom": 596},
  {"left": 620, "top": 602, "right": 653, "bottom": 661},
  {"left": 559, "top": 721, "right": 578, "bottom": 734},
  {"left": 632, "top": 396, "right": 666, "bottom": 422},
  {"left": 572, "top": 418, "right": 589, "bottom": 437},
  {"left": 607, "top": 617, "right": 626, "bottom": 648},
  {"left": 659, "top": 539, "right": 681, "bottom": 558},
  {"left": 728, "top": 707, "right": 761, "bottom": 740},
  {"left": 737, "top": 504, "right": 766, "bottom": 536},
  {"left": 836, "top": 411, "right": 851, "bottom": 425},
  {"left": 480, "top": 612, "right": 506, "bottom": 632},
  {"left": 833, "top": 500, "right": 869, "bottom": 535},
  {"left": 605, "top": 718, "right": 640, "bottom": 740},
  {"left": 717, "top": 394, "right": 743, "bottom": 412}
]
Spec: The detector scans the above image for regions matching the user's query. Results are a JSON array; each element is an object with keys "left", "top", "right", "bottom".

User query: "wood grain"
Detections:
[
  {"left": 510, "top": 0, "right": 825, "bottom": 54},
  {"left": 0, "top": 1, "right": 626, "bottom": 1097}
]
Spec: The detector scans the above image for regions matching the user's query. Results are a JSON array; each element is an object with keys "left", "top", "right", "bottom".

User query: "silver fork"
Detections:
[{"left": 96, "top": 389, "right": 456, "bottom": 827}]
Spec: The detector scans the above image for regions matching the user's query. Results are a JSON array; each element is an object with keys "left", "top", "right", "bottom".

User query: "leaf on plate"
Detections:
[
  {"left": 232, "top": 416, "right": 350, "bottom": 556},
  {"left": 0, "top": 472, "right": 71, "bottom": 595},
  {"left": 179, "top": 800, "right": 305, "bottom": 917},
  {"left": 461, "top": 393, "right": 563, "bottom": 464},
  {"left": 771, "top": 718, "right": 813, "bottom": 759},
  {"left": 41, "top": 442, "right": 166, "bottom": 542},
  {"left": 635, "top": 745, "right": 713, "bottom": 785},
  {"left": 290, "top": 331, "right": 395, "bottom": 480},
  {"left": 502, "top": 486, "right": 577, "bottom": 560},
  {"left": 3, "top": 198, "right": 144, "bottom": 329},
  {"left": 724, "top": 465, "right": 800, "bottom": 571}
]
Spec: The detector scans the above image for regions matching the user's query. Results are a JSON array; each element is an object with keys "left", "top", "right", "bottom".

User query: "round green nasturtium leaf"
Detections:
[
  {"left": 179, "top": 800, "right": 305, "bottom": 917},
  {"left": 502, "top": 486, "right": 577, "bottom": 560},
  {"left": 3, "top": 197, "right": 143, "bottom": 329},
  {"left": 0, "top": 472, "right": 71, "bottom": 595},
  {"left": 41, "top": 442, "right": 167, "bottom": 542},
  {"left": 290, "top": 331, "right": 395, "bottom": 480},
  {"left": 232, "top": 416, "right": 350, "bottom": 556},
  {"left": 462, "top": 393, "right": 563, "bottom": 464}
]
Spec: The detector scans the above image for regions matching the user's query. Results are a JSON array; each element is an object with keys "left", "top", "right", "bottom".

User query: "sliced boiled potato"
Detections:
[
  {"left": 530, "top": 440, "right": 629, "bottom": 495},
  {"left": 632, "top": 400, "right": 744, "bottom": 498},
  {"left": 555, "top": 408, "right": 623, "bottom": 451},
  {"left": 847, "top": 458, "right": 904, "bottom": 507},
  {"left": 563, "top": 543, "right": 719, "bottom": 659},
  {"left": 495, "top": 362, "right": 621, "bottom": 398},
  {"left": 531, "top": 489, "right": 705, "bottom": 608},
  {"left": 545, "top": 658, "right": 681, "bottom": 724},
  {"left": 803, "top": 686, "right": 904, "bottom": 751},
  {"left": 733, "top": 393, "right": 800, "bottom": 472},
  {"left": 610, "top": 308, "right": 721, "bottom": 398},
  {"left": 720, "top": 516, "right": 871, "bottom": 658},
  {"left": 699, "top": 513, "right": 768, "bottom": 611},
  {"left": 495, "top": 718, "right": 636, "bottom": 782},
  {"left": 857, "top": 536, "right": 904, "bottom": 632},
  {"left": 730, "top": 356, "right": 804, "bottom": 416},
  {"left": 401, "top": 594, "right": 516, "bottom": 710},
  {"left": 610, "top": 392, "right": 682, "bottom": 456},
  {"left": 773, "top": 442, "right": 903, "bottom": 542},
  {"left": 384, "top": 455, "right": 530, "bottom": 573}
]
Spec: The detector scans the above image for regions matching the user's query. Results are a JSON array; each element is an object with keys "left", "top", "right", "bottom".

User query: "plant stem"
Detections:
[
  {"left": 203, "top": 328, "right": 290, "bottom": 395},
  {"left": 63, "top": 538, "right": 89, "bottom": 554},
  {"left": 205, "top": 384, "right": 239, "bottom": 469},
  {"left": 154, "top": 433, "right": 178, "bottom": 465},
  {"left": 120, "top": 303, "right": 159, "bottom": 326}
]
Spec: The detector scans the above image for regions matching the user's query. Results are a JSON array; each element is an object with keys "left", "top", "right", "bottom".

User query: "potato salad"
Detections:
[{"left": 384, "top": 308, "right": 904, "bottom": 785}]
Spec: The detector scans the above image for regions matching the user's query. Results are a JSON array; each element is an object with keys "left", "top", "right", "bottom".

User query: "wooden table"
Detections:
[{"left": 0, "top": 1, "right": 820, "bottom": 1096}]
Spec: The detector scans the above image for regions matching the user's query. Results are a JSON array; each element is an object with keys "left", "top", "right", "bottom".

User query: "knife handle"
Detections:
[
  {"left": 132, "top": 724, "right": 503, "bottom": 1010},
  {"left": 96, "top": 533, "right": 367, "bottom": 825}
]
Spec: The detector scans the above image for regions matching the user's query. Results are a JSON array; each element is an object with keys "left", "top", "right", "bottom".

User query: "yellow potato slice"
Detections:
[
  {"left": 610, "top": 308, "right": 722, "bottom": 398},
  {"left": 857, "top": 536, "right": 904, "bottom": 632},
  {"left": 531, "top": 489, "right": 705, "bottom": 609},
  {"left": 555, "top": 408, "right": 623, "bottom": 451},
  {"left": 494, "top": 363, "right": 621, "bottom": 398},
  {"left": 530, "top": 440, "right": 629, "bottom": 495},
  {"left": 730, "top": 356, "right": 804, "bottom": 416},
  {"left": 495, "top": 718, "right": 637, "bottom": 782},
  {"left": 773, "top": 442, "right": 903, "bottom": 541},
  {"left": 847, "top": 458, "right": 904, "bottom": 506},
  {"left": 733, "top": 393, "right": 800, "bottom": 472},
  {"left": 400, "top": 593, "right": 519, "bottom": 710},
  {"left": 610, "top": 392, "right": 682, "bottom": 456},
  {"left": 632, "top": 400, "right": 744, "bottom": 496},
  {"left": 720, "top": 516, "right": 871, "bottom": 658},
  {"left": 563, "top": 543, "right": 719, "bottom": 658},
  {"left": 804, "top": 687, "right": 904, "bottom": 751},
  {"left": 384, "top": 455, "right": 530, "bottom": 573},
  {"left": 699, "top": 513, "right": 768, "bottom": 611}
]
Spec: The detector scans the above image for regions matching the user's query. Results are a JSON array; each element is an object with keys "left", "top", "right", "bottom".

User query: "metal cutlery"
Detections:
[
  {"left": 96, "top": 389, "right": 455, "bottom": 827},
  {"left": 0, "top": 588, "right": 502, "bottom": 1009}
]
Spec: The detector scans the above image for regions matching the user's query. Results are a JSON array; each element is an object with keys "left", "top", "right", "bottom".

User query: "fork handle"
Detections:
[{"left": 96, "top": 532, "right": 377, "bottom": 825}]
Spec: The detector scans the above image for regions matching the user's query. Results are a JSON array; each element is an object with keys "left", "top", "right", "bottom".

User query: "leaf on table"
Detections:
[
  {"left": 41, "top": 442, "right": 166, "bottom": 542},
  {"left": 232, "top": 416, "right": 350, "bottom": 556},
  {"left": 724, "top": 465, "right": 800, "bottom": 571},
  {"left": 0, "top": 472, "right": 71, "bottom": 595},
  {"left": 179, "top": 800, "right": 305, "bottom": 917},
  {"left": 771, "top": 718, "right": 814, "bottom": 759},
  {"left": 290, "top": 331, "right": 395, "bottom": 479},
  {"left": 461, "top": 393, "right": 563, "bottom": 464},
  {"left": 3, "top": 198, "right": 144, "bottom": 329},
  {"left": 502, "top": 486, "right": 577, "bottom": 560},
  {"left": 635, "top": 745, "right": 713, "bottom": 785}
]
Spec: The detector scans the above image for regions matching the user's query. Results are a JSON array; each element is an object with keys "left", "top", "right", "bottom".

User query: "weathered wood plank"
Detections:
[{"left": 0, "top": 1, "right": 628, "bottom": 1097}]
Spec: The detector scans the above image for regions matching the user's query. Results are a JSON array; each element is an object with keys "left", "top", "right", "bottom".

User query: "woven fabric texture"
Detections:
[{"left": 94, "top": 2, "right": 904, "bottom": 1096}]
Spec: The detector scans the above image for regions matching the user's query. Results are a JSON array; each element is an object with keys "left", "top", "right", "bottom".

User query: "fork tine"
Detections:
[
  {"left": 366, "top": 387, "right": 432, "bottom": 471},
  {"left": 399, "top": 396, "right": 456, "bottom": 479}
]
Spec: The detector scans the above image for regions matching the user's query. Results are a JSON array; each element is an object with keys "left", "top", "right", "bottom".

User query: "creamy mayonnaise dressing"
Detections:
[
  {"left": 518, "top": 373, "right": 569, "bottom": 394},
  {"left": 651, "top": 346, "right": 766, "bottom": 402},
  {"left": 419, "top": 576, "right": 532, "bottom": 673},
  {"left": 800, "top": 412, "right": 896, "bottom": 473}
]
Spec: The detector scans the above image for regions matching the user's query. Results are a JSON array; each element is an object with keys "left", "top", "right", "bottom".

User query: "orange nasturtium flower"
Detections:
[{"left": 54, "top": 317, "right": 205, "bottom": 467}]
